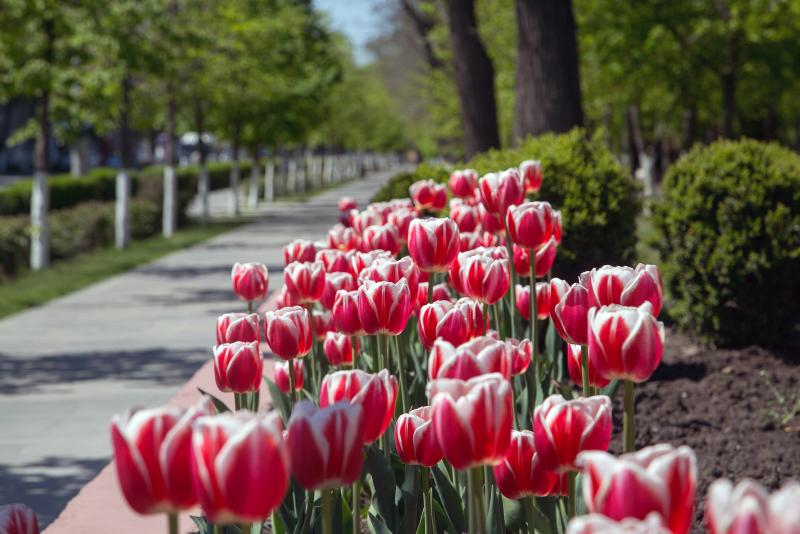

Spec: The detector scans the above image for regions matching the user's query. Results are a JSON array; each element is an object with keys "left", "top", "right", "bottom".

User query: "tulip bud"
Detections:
[
  {"left": 323, "top": 332, "right": 358, "bottom": 366},
  {"left": 350, "top": 209, "right": 383, "bottom": 235},
  {"left": 506, "top": 338, "right": 533, "bottom": 375},
  {"left": 320, "top": 369, "right": 398, "bottom": 444},
  {"left": 363, "top": 256, "right": 421, "bottom": 304},
  {"left": 363, "top": 223, "right": 400, "bottom": 256},
  {"left": 274, "top": 360, "right": 304, "bottom": 394},
  {"left": 520, "top": 160, "right": 543, "bottom": 193},
  {"left": 190, "top": 411, "right": 289, "bottom": 523},
  {"left": 567, "top": 513, "right": 672, "bottom": 534},
  {"left": 387, "top": 208, "right": 417, "bottom": 242},
  {"left": 478, "top": 169, "right": 525, "bottom": 216},
  {"left": 533, "top": 394, "right": 612, "bottom": 472},
  {"left": 213, "top": 341, "right": 263, "bottom": 393},
  {"left": 506, "top": 201, "right": 555, "bottom": 252},
  {"left": 357, "top": 280, "right": 412, "bottom": 336},
  {"left": 567, "top": 344, "right": 610, "bottom": 388},
  {"left": 264, "top": 306, "right": 313, "bottom": 360},
  {"left": 320, "top": 272, "right": 356, "bottom": 310},
  {"left": 286, "top": 401, "right": 365, "bottom": 490},
  {"left": 493, "top": 430, "right": 558, "bottom": 499},
  {"left": 428, "top": 373, "right": 513, "bottom": 470},
  {"left": 706, "top": 478, "right": 800, "bottom": 534},
  {"left": 231, "top": 262, "right": 269, "bottom": 303},
  {"left": 407, "top": 218, "right": 460, "bottom": 273},
  {"left": 586, "top": 264, "right": 663, "bottom": 316},
  {"left": 479, "top": 203, "right": 504, "bottom": 234},
  {"left": 456, "top": 253, "right": 510, "bottom": 305},
  {"left": 338, "top": 196, "right": 357, "bottom": 212},
  {"left": 588, "top": 304, "right": 665, "bottom": 383},
  {"left": 513, "top": 238, "right": 558, "bottom": 278},
  {"left": 310, "top": 309, "right": 332, "bottom": 342},
  {"left": 429, "top": 337, "right": 511, "bottom": 380},
  {"left": 451, "top": 201, "right": 482, "bottom": 233},
  {"left": 349, "top": 249, "right": 392, "bottom": 277},
  {"left": 578, "top": 444, "right": 697, "bottom": 534},
  {"left": 327, "top": 224, "right": 362, "bottom": 252},
  {"left": 317, "top": 248, "right": 356, "bottom": 276},
  {"left": 449, "top": 169, "right": 478, "bottom": 198},
  {"left": 275, "top": 285, "right": 299, "bottom": 309},
  {"left": 284, "top": 261, "right": 325, "bottom": 304},
  {"left": 394, "top": 406, "right": 444, "bottom": 467},
  {"left": 550, "top": 277, "right": 591, "bottom": 345},
  {"left": 332, "top": 289, "right": 365, "bottom": 336},
  {"left": 410, "top": 179, "right": 448, "bottom": 212},
  {"left": 110, "top": 397, "right": 214, "bottom": 515},
  {"left": 418, "top": 298, "right": 483, "bottom": 350},
  {"left": 284, "top": 239, "right": 318, "bottom": 265},
  {"left": 216, "top": 313, "right": 260, "bottom": 344},
  {"left": 0, "top": 504, "right": 40, "bottom": 534},
  {"left": 516, "top": 282, "right": 550, "bottom": 322}
]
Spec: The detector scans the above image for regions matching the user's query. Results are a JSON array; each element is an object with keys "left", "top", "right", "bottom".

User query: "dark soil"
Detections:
[{"left": 608, "top": 329, "right": 800, "bottom": 533}]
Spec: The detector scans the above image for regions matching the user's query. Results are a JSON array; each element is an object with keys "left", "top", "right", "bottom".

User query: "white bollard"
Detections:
[
  {"left": 264, "top": 161, "right": 274, "bottom": 202},
  {"left": 162, "top": 165, "right": 177, "bottom": 237},
  {"left": 248, "top": 162, "right": 259, "bottom": 209},
  {"left": 115, "top": 170, "right": 131, "bottom": 249},
  {"left": 30, "top": 170, "right": 50, "bottom": 270}
]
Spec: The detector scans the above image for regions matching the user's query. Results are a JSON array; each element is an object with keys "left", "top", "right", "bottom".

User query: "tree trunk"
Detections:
[
  {"left": 229, "top": 125, "right": 241, "bottom": 216},
  {"left": 681, "top": 105, "right": 697, "bottom": 151},
  {"left": 444, "top": 0, "right": 500, "bottom": 159},
  {"left": 722, "top": 69, "right": 736, "bottom": 138},
  {"left": 162, "top": 83, "right": 177, "bottom": 237},
  {"left": 31, "top": 16, "right": 54, "bottom": 271},
  {"left": 116, "top": 74, "right": 133, "bottom": 249},
  {"left": 195, "top": 99, "right": 210, "bottom": 221},
  {"left": 248, "top": 146, "right": 259, "bottom": 209},
  {"left": 513, "top": 0, "right": 583, "bottom": 141}
]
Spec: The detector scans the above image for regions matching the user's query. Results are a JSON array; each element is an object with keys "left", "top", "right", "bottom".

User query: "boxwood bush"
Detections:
[
  {"left": 652, "top": 139, "right": 800, "bottom": 347},
  {"left": 374, "top": 129, "right": 641, "bottom": 280}
]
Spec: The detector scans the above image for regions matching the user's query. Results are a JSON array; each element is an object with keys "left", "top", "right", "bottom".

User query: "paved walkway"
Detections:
[{"left": 0, "top": 169, "right": 399, "bottom": 527}]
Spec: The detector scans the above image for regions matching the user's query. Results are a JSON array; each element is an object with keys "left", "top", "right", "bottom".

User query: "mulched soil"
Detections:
[{"left": 608, "top": 329, "right": 800, "bottom": 532}]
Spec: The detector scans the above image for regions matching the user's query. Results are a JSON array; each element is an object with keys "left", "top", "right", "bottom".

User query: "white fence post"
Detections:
[
  {"left": 162, "top": 165, "right": 177, "bottom": 237},
  {"left": 30, "top": 171, "right": 50, "bottom": 270},
  {"left": 115, "top": 170, "right": 131, "bottom": 249}
]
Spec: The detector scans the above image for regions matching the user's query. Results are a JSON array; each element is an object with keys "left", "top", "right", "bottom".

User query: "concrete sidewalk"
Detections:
[{"left": 0, "top": 169, "right": 398, "bottom": 527}]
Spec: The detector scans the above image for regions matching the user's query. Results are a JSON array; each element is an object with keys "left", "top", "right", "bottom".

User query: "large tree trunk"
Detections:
[
  {"left": 444, "top": 0, "right": 500, "bottom": 159},
  {"left": 513, "top": 0, "right": 583, "bottom": 141},
  {"left": 194, "top": 99, "right": 210, "bottom": 221},
  {"left": 115, "top": 74, "right": 133, "bottom": 249},
  {"left": 162, "top": 83, "right": 177, "bottom": 237}
]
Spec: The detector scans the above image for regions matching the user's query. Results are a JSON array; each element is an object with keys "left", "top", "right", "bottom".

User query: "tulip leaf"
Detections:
[
  {"left": 399, "top": 465, "right": 421, "bottom": 534},
  {"left": 365, "top": 446, "right": 397, "bottom": 531},
  {"left": 263, "top": 376, "right": 292, "bottom": 422},
  {"left": 431, "top": 462, "right": 467, "bottom": 533},
  {"left": 535, "top": 496, "right": 559, "bottom": 534},
  {"left": 196, "top": 388, "right": 231, "bottom": 414},
  {"left": 368, "top": 512, "right": 392, "bottom": 534},
  {"left": 503, "top": 496, "right": 523, "bottom": 531},
  {"left": 600, "top": 379, "right": 620, "bottom": 398},
  {"left": 189, "top": 515, "right": 212, "bottom": 534},
  {"left": 486, "top": 483, "right": 505, "bottom": 534}
]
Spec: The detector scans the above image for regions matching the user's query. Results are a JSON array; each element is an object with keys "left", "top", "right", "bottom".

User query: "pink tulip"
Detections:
[
  {"left": 231, "top": 262, "right": 269, "bottom": 303},
  {"left": 316, "top": 248, "right": 356, "bottom": 276},
  {"left": 456, "top": 253, "right": 510, "bottom": 305},
  {"left": 493, "top": 430, "right": 558, "bottom": 499},
  {"left": 506, "top": 338, "right": 533, "bottom": 375},
  {"left": 567, "top": 343, "right": 610, "bottom": 388},
  {"left": 407, "top": 218, "right": 460, "bottom": 273},
  {"left": 215, "top": 313, "right": 260, "bottom": 344},
  {"left": 338, "top": 196, "right": 358, "bottom": 212},
  {"left": 520, "top": 160, "right": 543, "bottom": 193},
  {"left": 706, "top": 479, "right": 800, "bottom": 534},
  {"left": 394, "top": 406, "right": 445, "bottom": 467},
  {"left": 0, "top": 504, "right": 40, "bottom": 534},
  {"left": 362, "top": 223, "right": 400, "bottom": 255},
  {"left": 332, "top": 289, "right": 365, "bottom": 336},
  {"left": 588, "top": 304, "right": 665, "bottom": 383},
  {"left": 410, "top": 179, "right": 448, "bottom": 212},
  {"left": 311, "top": 309, "right": 333, "bottom": 341},
  {"left": 553, "top": 210, "right": 563, "bottom": 243},
  {"left": 449, "top": 169, "right": 478, "bottom": 198},
  {"left": 349, "top": 249, "right": 392, "bottom": 277},
  {"left": 578, "top": 444, "right": 697, "bottom": 534},
  {"left": 350, "top": 208, "right": 383, "bottom": 235},
  {"left": 284, "top": 239, "right": 318, "bottom": 265},
  {"left": 320, "top": 272, "right": 356, "bottom": 310},
  {"left": 428, "top": 373, "right": 513, "bottom": 470},
  {"left": 429, "top": 337, "right": 511, "bottom": 380},
  {"left": 264, "top": 306, "right": 313, "bottom": 360},
  {"left": 506, "top": 201, "right": 555, "bottom": 252},
  {"left": 451, "top": 201, "right": 482, "bottom": 233},
  {"left": 275, "top": 285, "right": 299, "bottom": 308},
  {"left": 274, "top": 360, "right": 304, "bottom": 393},
  {"left": 190, "top": 411, "right": 289, "bottom": 523},
  {"left": 585, "top": 264, "right": 663, "bottom": 315},
  {"left": 324, "top": 332, "right": 358, "bottom": 366},
  {"left": 418, "top": 298, "right": 483, "bottom": 350},
  {"left": 284, "top": 261, "right": 325, "bottom": 304},
  {"left": 449, "top": 246, "right": 507, "bottom": 296},
  {"left": 550, "top": 276, "right": 591, "bottom": 345},
  {"left": 110, "top": 397, "right": 214, "bottom": 515},
  {"left": 416, "top": 282, "right": 454, "bottom": 309},
  {"left": 479, "top": 203, "right": 504, "bottom": 234},
  {"left": 513, "top": 238, "right": 558, "bottom": 278},
  {"left": 357, "top": 280, "right": 412, "bottom": 335},
  {"left": 533, "top": 394, "right": 612, "bottom": 472},
  {"left": 320, "top": 369, "right": 398, "bottom": 444},
  {"left": 516, "top": 282, "right": 550, "bottom": 322},
  {"left": 478, "top": 169, "right": 525, "bottom": 216},
  {"left": 567, "top": 513, "right": 672, "bottom": 534},
  {"left": 213, "top": 341, "right": 263, "bottom": 393},
  {"left": 327, "top": 224, "right": 362, "bottom": 252},
  {"left": 387, "top": 207, "right": 417, "bottom": 242},
  {"left": 363, "top": 256, "right": 421, "bottom": 304},
  {"left": 286, "top": 400, "right": 365, "bottom": 490}
]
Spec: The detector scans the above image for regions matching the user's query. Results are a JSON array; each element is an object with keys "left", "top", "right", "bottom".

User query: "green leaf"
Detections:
[
  {"left": 600, "top": 379, "right": 620, "bottom": 398},
  {"left": 502, "top": 497, "right": 523, "bottom": 531},
  {"left": 431, "top": 462, "right": 467, "bottom": 533},
  {"left": 486, "top": 483, "right": 505, "bottom": 534},
  {"left": 196, "top": 388, "right": 231, "bottom": 413},
  {"left": 365, "top": 445, "right": 397, "bottom": 531},
  {"left": 368, "top": 512, "right": 392, "bottom": 534},
  {"left": 399, "top": 465, "right": 421, "bottom": 534},
  {"left": 263, "top": 376, "right": 292, "bottom": 422},
  {"left": 190, "top": 515, "right": 212, "bottom": 534}
]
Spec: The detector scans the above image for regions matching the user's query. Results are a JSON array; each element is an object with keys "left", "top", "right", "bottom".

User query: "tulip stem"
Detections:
[
  {"left": 623, "top": 380, "right": 635, "bottom": 452},
  {"left": 322, "top": 488, "right": 333, "bottom": 534},
  {"left": 580, "top": 344, "right": 590, "bottom": 397},
  {"left": 523, "top": 497, "right": 535, "bottom": 534},
  {"left": 503, "top": 222, "right": 517, "bottom": 338},
  {"left": 567, "top": 471, "right": 577, "bottom": 519},
  {"left": 422, "top": 467, "right": 435, "bottom": 534},
  {"left": 352, "top": 478, "right": 361, "bottom": 534},
  {"left": 528, "top": 256, "right": 539, "bottom": 413},
  {"left": 248, "top": 300, "right": 253, "bottom": 314},
  {"left": 167, "top": 512, "right": 177, "bottom": 534},
  {"left": 288, "top": 360, "right": 298, "bottom": 404},
  {"left": 427, "top": 272, "right": 435, "bottom": 304},
  {"left": 468, "top": 467, "right": 487, "bottom": 534},
  {"left": 234, "top": 393, "right": 241, "bottom": 411},
  {"left": 392, "top": 335, "right": 408, "bottom": 413}
]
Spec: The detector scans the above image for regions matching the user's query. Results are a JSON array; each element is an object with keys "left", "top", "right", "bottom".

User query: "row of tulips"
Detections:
[{"left": 97, "top": 161, "right": 800, "bottom": 534}]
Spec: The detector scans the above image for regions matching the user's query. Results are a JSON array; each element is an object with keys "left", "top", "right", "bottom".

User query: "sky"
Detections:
[{"left": 314, "top": 0, "right": 388, "bottom": 65}]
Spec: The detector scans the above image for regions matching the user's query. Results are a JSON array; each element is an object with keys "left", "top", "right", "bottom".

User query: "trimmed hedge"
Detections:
[
  {"left": 652, "top": 139, "right": 800, "bottom": 347},
  {"left": 374, "top": 129, "right": 641, "bottom": 280}
]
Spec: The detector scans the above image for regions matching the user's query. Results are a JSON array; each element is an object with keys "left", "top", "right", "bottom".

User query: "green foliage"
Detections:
[
  {"left": 652, "top": 139, "right": 800, "bottom": 347},
  {"left": 374, "top": 129, "right": 641, "bottom": 279}
]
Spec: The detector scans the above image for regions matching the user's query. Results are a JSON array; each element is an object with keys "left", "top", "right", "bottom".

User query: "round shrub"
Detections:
[{"left": 652, "top": 139, "right": 800, "bottom": 347}]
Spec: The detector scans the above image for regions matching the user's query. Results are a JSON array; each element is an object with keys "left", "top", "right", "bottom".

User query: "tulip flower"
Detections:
[
  {"left": 516, "top": 283, "right": 550, "bottom": 322},
  {"left": 264, "top": 306, "right": 313, "bottom": 360},
  {"left": 552, "top": 210, "right": 562, "bottom": 243},
  {"left": 190, "top": 411, "right": 289, "bottom": 524},
  {"left": 550, "top": 276, "right": 591, "bottom": 345},
  {"left": 320, "top": 272, "right": 356, "bottom": 310},
  {"left": 479, "top": 203, "right": 504, "bottom": 234},
  {"left": 286, "top": 400, "right": 365, "bottom": 490},
  {"left": 357, "top": 279, "right": 412, "bottom": 336},
  {"left": 478, "top": 169, "right": 525, "bottom": 216},
  {"left": 338, "top": 196, "right": 357, "bottom": 212},
  {"left": 520, "top": 160, "right": 543, "bottom": 193},
  {"left": 578, "top": 444, "right": 697, "bottom": 534},
  {"left": 363, "top": 223, "right": 401, "bottom": 255},
  {"left": 213, "top": 341, "right": 263, "bottom": 394},
  {"left": 363, "top": 256, "right": 421, "bottom": 304},
  {"left": 407, "top": 218, "right": 460, "bottom": 273},
  {"left": 567, "top": 513, "right": 672, "bottom": 534},
  {"left": 327, "top": 224, "right": 362, "bottom": 252},
  {"left": 450, "top": 201, "right": 482, "bottom": 233},
  {"left": 394, "top": 406, "right": 444, "bottom": 467},
  {"left": 493, "top": 430, "right": 558, "bottom": 499},
  {"left": 533, "top": 394, "right": 612, "bottom": 472},
  {"left": 110, "top": 397, "right": 214, "bottom": 515},
  {"left": 215, "top": 313, "right": 260, "bottom": 344},
  {"left": 284, "top": 261, "right": 325, "bottom": 304},
  {"left": 505, "top": 337, "right": 533, "bottom": 375},
  {"left": 455, "top": 253, "right": 510, "bottom": 305},
  {"left": 320, "top": 369, "right": 398, "bottom": 444},
  {"left": 449, "top": 169, "right": 478, "bottom": 198},
  {"left": 0, "top": 504, "right": 40, "bottom": 534},
  {"left": 284, "top": 239, "right": 318, "bottom": 265},
  {"left": 275, "top": 285, "right": 299, "bottom": 309},
  {"left": 350, "top": 208, "right": 383, "bottom": 235},
  {"left": 428, "top": 337, "right": 510, "bottom": 380},
  {"left": 418, "top": 298, "right": 483, "bottom": 350},
  {"left": 567, "top": 344, "right": 610, "bottom": 389},
  {"left": 231, "top": 262, "right": 269, "bottom": 304},
  {"left": 349, "top": 249, "right": 392, "bottom": 277},
  {"left": 311, "top": 309, "right": 334, "bottom": 342},
  {"left": 410, "top": 179, "right": 448, "bottom": 212},
  {"left": 332, "top": 289, "right": 365, "bottom": 336},
  {"left": 316, "top": 249, "right": 355, "bottom": 276},
  {"left": 324, "top": 332, "right": 358, "bottom": 366},
  {"left": 449, "top": 246, "right": 507, "bottom": 296},
  {"left": 585, "top": 264, "right": 663, "bottom": 316},
  {"left": 513, "top": 238, "right": 558, "bottom": 278},
  {"left": 707, "top": 478, "right": 800, "bottom": 534},
  {"left": 416, "top": 282, "right": 453, "bottom": 309},
  {"left": 506, "top": 201, "right": 555, "bottom": 252},
  {"left": 274, "top": 360, "right": 304, "bottom": 394},
  {"left": 387, "top": 207, "right": 417, "bottom": 242}
]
